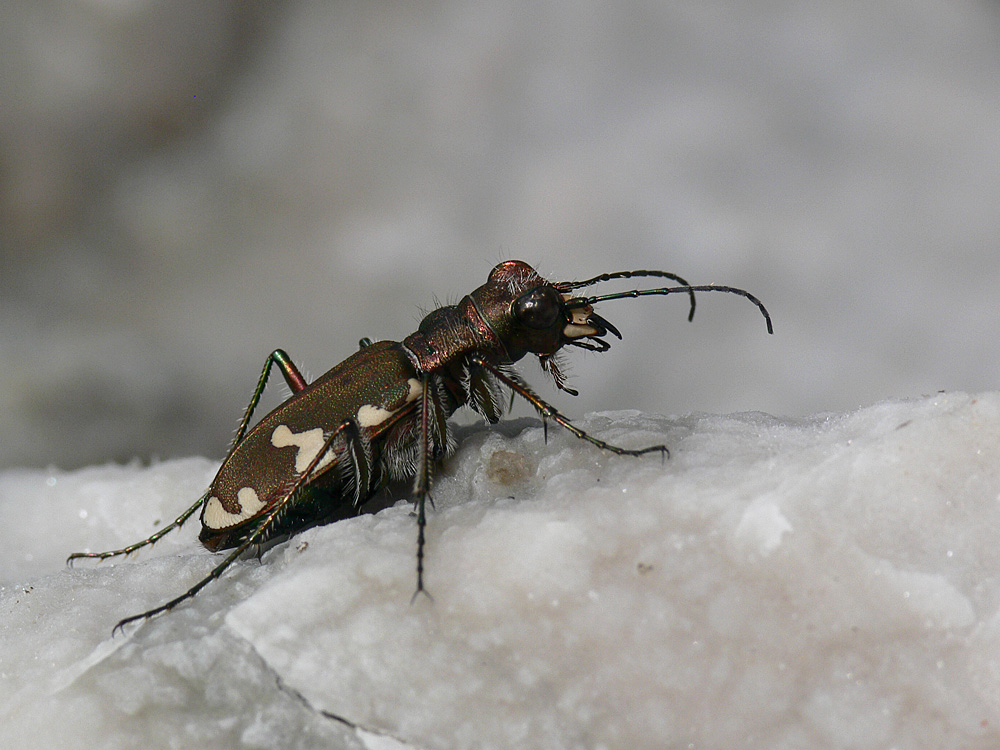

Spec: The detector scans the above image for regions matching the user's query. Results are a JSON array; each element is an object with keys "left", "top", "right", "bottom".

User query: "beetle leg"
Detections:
[
  {"left": 67, "top": 491, "right": 209, "bottom": 566},
  {"left": 411, "top": 373, "right": 434, "bottom": 599},
  {"left": 231, "top": 349, "right": 309, "bottom": 449},
  {"left": 113, "top": 533, "right": 254, "bottom": 635},
  {"left": 538, "top": 353, "right": 579, "bottom": 396},
  {"left": 112, "top": 419, "right": 357, "bottom": 634},
  {"left": 339, "top": 419, "right": 372, "bottom": 509},
  {"left": 470, "top": 355, "right": 669, "bottom": 459},
  {"left": 68, "top": 350, "right": 309, "bottom": 569}
]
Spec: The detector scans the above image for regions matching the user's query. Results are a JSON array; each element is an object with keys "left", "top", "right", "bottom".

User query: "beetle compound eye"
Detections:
[{"left": 513, "top": 287, "right": 562, "bottom": 329}]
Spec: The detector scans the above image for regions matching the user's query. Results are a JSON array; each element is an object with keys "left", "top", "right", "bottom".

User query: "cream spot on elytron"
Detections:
[
  {"left": 356, "top": 378, "right": 423, "bottom": 428},
  {"left": 357, "top": 404, "right": 393, "bottom": 428},
  {"left": 203, "top": 487, "right": 264, "bottom": 530},
  {"left": 405, "top": 378, "right": 422, "bottom": 401},
  {"left": 271, "top": 424, "right": 335, "bottom": 474}
]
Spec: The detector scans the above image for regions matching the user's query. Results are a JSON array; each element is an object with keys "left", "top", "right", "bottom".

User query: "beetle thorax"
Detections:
[{"left": 401, "top": 295, "right": 508, "bottom": 373}]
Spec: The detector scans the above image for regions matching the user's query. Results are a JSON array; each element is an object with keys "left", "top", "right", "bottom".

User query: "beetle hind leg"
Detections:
[
  {"left": 231, "top": 349, "right": 309, "bottom": 451},
  {"left": 111, "top": 419, "right": 368, "bottom": 633},
  {"left": 67, "top": 491, "right": 209, "bottom": 566},
  {"left": 71, "top": 350, "right": 310, "bottom": 569}
]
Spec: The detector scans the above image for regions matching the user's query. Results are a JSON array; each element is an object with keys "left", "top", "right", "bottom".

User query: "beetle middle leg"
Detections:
[{"left": 411, "top": 373, "right": 446, "bottom": 599}]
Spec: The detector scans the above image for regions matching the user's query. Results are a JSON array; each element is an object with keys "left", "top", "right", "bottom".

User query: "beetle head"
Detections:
[
  {"left": 469, "top": 261, "right": 622, "bottom": 361},
  {"left": 468, "top": 260, "right": 771, "bottom": 394}
]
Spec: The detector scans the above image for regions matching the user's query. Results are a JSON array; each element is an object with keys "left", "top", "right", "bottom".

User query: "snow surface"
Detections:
[
  {"left": 4, "top": 394, "right": 1000, "bottom": 749},
  {"left": 5, "top": 2, "right": 1000, "bottom": 470}
]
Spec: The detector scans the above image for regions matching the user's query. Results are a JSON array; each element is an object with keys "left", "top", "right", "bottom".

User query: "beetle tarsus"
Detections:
[{"left": 411, "top": 489, "right": 434, "bottom": 604}]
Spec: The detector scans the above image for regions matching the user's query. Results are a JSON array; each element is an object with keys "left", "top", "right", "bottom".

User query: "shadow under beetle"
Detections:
[{"left": 69, "top": 260, "right": 772, "bottom": 632}]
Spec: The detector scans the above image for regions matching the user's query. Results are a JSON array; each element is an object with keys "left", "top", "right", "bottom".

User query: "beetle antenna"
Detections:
[
  {"left": 565, "top": 285, "right": 773, "bottom": 334},
  {"left": 558, "top": 270, "right": 697, "bottom": 322}
]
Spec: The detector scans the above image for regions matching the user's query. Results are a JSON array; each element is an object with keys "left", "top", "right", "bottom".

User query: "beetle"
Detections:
[{"left": 69, "top": 260, "right": 772, "bottom": 632}]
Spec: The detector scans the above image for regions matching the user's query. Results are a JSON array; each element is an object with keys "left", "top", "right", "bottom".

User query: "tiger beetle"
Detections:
[{"left": 68, "top": 260, "right": 772, "bottom": 633}]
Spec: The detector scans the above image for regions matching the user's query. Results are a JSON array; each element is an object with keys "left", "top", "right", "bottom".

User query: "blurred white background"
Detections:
[{"left": 2, "top": 1, "right": 999, "bottom": 469}]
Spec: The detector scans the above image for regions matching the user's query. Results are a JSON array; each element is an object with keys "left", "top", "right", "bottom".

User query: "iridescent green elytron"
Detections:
[{"left": 68, "top": 260, "right": 772, "bottom": 632}]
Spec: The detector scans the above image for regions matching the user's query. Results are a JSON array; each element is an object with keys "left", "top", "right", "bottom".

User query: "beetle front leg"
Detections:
[{"left": 470, "top": 355, "right": 669, "bottom": 459}]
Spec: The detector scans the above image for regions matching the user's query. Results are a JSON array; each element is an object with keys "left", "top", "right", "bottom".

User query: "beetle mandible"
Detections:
[{"left": 69, "top": 260, "right": 772, "bottom": 632}]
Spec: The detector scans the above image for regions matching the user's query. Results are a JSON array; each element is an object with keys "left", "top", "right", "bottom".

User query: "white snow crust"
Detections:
[
  {"left": 4, "top": 394, "right": 1000, "bottom": 749},
  {"left": 5, "top": 2, "right": 1000, "bottom": 472}
]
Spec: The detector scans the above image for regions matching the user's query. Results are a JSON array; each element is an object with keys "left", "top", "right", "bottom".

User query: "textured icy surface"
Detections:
[
  {"left": 4, "top": 395, "right": 1000, "bottom": 749},
  {"left": 4, "top": 2, "right": 1000, "bottom": 470}
]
